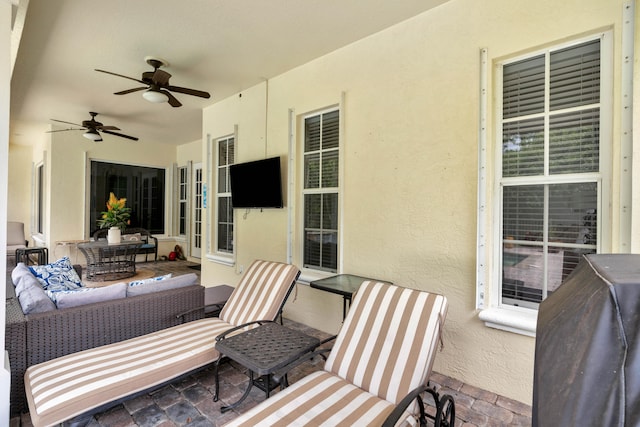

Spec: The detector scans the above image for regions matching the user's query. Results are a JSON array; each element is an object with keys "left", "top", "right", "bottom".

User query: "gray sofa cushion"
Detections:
[
  {"left": 51, "top": 283, "right": 128, "bottom": 309},
  {"left": 16, "top": 274, "right": 56, "bottom": 314},
  {"left": 126, "top": 273, "right": 198, "bottom": 297},
  {"left": 11, "top": 263, "right": 34, "bottom": 289}
]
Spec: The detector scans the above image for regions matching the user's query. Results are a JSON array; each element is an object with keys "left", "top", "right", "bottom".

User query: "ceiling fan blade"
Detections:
[
  {"left": 152, "top": 69, "right": 172, "bottom": 86},
  {"left": 95, "top": 69, "right": 146, "bottom": 85},
  {"left": 167, "top": 85, "right": 211, "bottom": 99},
  {"left": 163, "top": 90, "right": 182, "bottom": 107},
  {"left": 51, "top": 119, "right": 83, "bottom": 127},
  {"left": 101, "top": 129, "right": 139, "bottom": 141},
  {"left": 98, "top": 125, "right": 121, "bottom": 131},
  {"left": 114, "top": 87, "right": 147, "bottom": 95},
  {"left": 46, "top": 128, "right": 84, "bottom": 133}
]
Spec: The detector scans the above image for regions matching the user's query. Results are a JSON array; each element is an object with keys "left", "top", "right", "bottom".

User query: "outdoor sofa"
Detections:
[{"left": 5, "top": 263, "right": 204, "bottom": 415}]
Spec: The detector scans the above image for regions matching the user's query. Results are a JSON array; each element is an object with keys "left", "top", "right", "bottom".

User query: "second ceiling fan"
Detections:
[
  {"left": 49, "top": 112, "right": 138, "bottom": 142},
  {"left": 96, "top": 56, "right": 211, "bottom": 107}
]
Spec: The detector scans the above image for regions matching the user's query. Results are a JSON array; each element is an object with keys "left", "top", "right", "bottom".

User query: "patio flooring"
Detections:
[{"left": 10, "top": 260, "right": 532, "bottom": 427}]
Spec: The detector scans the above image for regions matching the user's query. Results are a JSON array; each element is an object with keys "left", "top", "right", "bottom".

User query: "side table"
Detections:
[
  {"left": 214, "top": 321, "right": 320, "bottom": 413},
  {"left": 310, "top": 273, "right": 391, "bottom": 319},
  {"left": 54, "top": 240, "right": 88, "bottom": 265},
  {"left": 15, "top": 247, "right": 48, "bottom": 266}
]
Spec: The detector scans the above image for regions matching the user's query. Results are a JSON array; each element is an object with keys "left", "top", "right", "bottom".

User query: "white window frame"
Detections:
[
  {"left": 215, "top": 135, "right": 235, "bottom": 256},
  {"left": 176, "top": 165, "right": 189, "bottom": 237},
  {"left": 478, "top": 31, "right": 613, "bottom": 336},
  {"left": 299, "top": 107, "right": 341, "bottom": 277}
]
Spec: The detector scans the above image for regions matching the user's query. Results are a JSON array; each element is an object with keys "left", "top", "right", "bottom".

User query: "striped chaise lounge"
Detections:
[
  {"left": 223, "top": 280, "right": 455, "bottom": 427},
  {"left": 24, "top": 260, "right": 300, "bottom": 427}
]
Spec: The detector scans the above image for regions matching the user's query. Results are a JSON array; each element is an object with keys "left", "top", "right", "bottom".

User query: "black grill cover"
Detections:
[{"left": 533, "top": 254, "right": 640, "bottom": 427}]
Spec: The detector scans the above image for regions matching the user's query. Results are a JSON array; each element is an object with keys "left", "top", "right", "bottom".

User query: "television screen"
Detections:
[{"left": 229, "top": 156, "right": 284, "bottom": 208}]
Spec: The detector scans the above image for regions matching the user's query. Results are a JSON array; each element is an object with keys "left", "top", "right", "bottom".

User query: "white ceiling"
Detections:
[{"left": 10, "top": 0, "right": 449, "bottom": 147}]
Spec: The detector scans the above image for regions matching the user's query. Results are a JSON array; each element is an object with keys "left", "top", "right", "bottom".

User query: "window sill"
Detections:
[
  {"left": 205, "top": 253, "right": 235, "bottom": 267},
  {"left": 478, "top": 306, "right": 538, "bottom": 337}
]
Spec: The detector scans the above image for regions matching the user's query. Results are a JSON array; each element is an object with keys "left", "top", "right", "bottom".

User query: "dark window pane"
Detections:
[
  {"left": 549, "top": 109, "right": 599, "bottom": 174},
  {"left": 503, "top": 185, "right": 544, "bottom": 242},
  {"left": 503, "top": 55, "right": 545, "bottom": 119},
  {"left": 550, "top": 40, "right": 600, "bottom": 110},
  {"left": 305, "top": 115, "right": 321, "bottom": 152},
  {"left": 502, "top": 117, "right": 544, "bottom": 177},
  {"left": 549, "top": 183, "right": 597, "bottom": 245},
  {"left": 304, "top": 194, "right": 321, "bottom": 229},
  {"left": 322, "top": 110, "right": 340, "bottom": 149},
  {"left": 322, "top": 151, "right": 339, "bottom": 187},
  {"left": 323, "top": 193, "right": 338, "bottom": 230},
  {"left": 305, "top": 153, "right": 320, "bottom": 189},
  {"left": 218, "top": 168, "right": 227, "bottom": 193}
]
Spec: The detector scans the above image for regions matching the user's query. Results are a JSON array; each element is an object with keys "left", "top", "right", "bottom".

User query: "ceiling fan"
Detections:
[
  {"left": 95, "top": 56, "right": 211, "bottom": 107},
  {"left": 48, "top": 112, "right": 138, "bottom": 142}
]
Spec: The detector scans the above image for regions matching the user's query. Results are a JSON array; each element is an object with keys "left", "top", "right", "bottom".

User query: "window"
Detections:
[
  {"left": 217, "top": 137, "right": 234, "bottom": 253},
  {"left": 302, "top": 109, "right": 340, "bottom": 272},
  {"left": 90, "top": 161, "right": 166, "bottom": 235},
  {"left": 193, "top": 166, "right": 203, "bottom": 252},
  {"left": 35, "top": 163, "right": 45, "bottom": 234},
  {"left": 177, "top": 166, "right": 188, "bottom": 236},
  {"left": 496, "top": 36, "right": 609, "bottom": 309}
]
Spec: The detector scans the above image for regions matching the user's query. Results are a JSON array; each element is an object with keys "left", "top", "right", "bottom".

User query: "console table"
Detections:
[
  {"left": 78, "top": 240, "right": 143, "bottom": 282},
  {"left": 214, "top": 321, "right": 320, "bottom": 413}
]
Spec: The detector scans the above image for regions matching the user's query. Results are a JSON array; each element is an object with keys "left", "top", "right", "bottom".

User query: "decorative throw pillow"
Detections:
[
  {"left": 28, "top": 257, "right": 83, "bottom": 293},
  {"left": 48, "top": 283, "right": 127, "bottom": 309},
  {"left": 128, "top": 273, "right": 172, "bottom": 287},
  {"left": 122, "top": 233, "right": 142, "bottom": 242},
  {"left": 126, "top": 273, "right": 197, "bottom": 297}
]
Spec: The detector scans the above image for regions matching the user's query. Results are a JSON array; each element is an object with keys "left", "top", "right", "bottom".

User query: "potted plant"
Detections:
[{"left": 97, "top": 192, "right": 131, "bottom": 244}]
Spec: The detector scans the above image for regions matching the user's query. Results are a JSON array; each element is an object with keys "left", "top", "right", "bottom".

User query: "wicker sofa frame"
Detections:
[
  {"left": 5, "top": 271, "right": 205, "bottom": 415},
  {"left": 93, "top": 227, "right": 158, "bottom": 262}
]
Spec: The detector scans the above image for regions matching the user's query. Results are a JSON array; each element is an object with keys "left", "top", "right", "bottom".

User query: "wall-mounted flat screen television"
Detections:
[{"left": 229, "top": 156, "right": 284, "bottom": 208}]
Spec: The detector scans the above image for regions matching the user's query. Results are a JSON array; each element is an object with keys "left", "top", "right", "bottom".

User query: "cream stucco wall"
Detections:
[
  {"left": 201, "top": 0, "right": 630, "bottom": 405},
  {"left": 177, "top": 139, "right": 202, "bottom": 166},
  {"left": 7, "top": 144, "right": 32, "bottom": 233}
]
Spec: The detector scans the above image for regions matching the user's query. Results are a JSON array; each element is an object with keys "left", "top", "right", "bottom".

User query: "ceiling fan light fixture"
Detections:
[
  {"left": 83, "top": 129, "right": 102, "bottom": 141},
  {"left": 142, "top": 89, "right": 169, "bottom": 103}
]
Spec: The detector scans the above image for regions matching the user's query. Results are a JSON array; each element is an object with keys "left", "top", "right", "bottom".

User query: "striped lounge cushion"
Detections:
[
  {"left": 220, "top": 260, "right": 300, "bottom": 325},
  {"left": 325, "top": 281, "right": 447, "bottom": 405},
  {"left": 25, "top": 318, "right": 232, "bottom": 427},
  {"left": 224, "top": 371, "right": 396, "bottom": 427},
  {"left": 223, "top": 281, "right": 447, "bottom": 427}
]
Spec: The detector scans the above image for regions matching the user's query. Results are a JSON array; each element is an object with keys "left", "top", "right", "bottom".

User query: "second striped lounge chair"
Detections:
[
  {"left": 24, "top": 259, "right": 300, "bottom": 427},
  {"left": 223, "top": 280, "right": 455, "bottom": 427}
]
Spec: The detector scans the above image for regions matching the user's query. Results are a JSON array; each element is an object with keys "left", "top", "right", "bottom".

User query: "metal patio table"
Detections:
[
  {"left": 214, "top": 321, "right": 320, "bottom": 413},
  {"left": 78, "top": 240, "right": 143, "bottom": 281}
]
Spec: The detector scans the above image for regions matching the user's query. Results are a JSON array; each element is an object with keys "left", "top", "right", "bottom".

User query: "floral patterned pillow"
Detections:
[
  {"left": 28, "top": 257, "right": 83, "bottom": 293},
  {"left": 128, "top": 273, "right": 172, "bottom": 287}
]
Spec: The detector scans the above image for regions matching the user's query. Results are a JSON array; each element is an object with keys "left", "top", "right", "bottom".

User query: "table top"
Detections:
[
  {"left": 78, "top": 240, "right": 142, "bottom": 249},
  {"left": 56, "top": 240, "right": 89, "bottom": 245},
  {"left": 215, "top": 322, "right": 320, "bottom": 376},
  {"left": 310, "top": 273, "right": 385, "bottom": 298}
]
